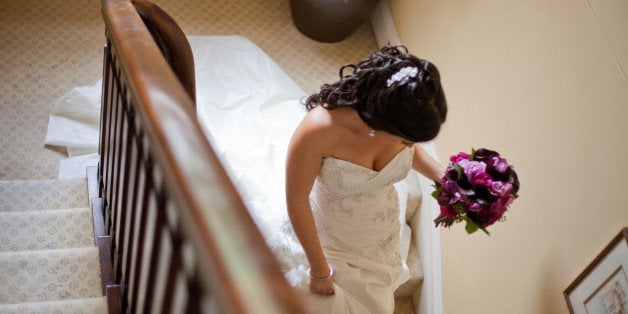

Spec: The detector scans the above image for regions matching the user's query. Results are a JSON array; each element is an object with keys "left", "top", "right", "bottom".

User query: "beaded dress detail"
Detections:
[{"left": 302, "top": 146, "right": 413, "bottom": 313}]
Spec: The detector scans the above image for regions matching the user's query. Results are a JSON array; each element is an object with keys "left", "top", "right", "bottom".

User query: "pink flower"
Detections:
[
  {"left": 450, "top": 152, "right": 471, "bottom": 164},
  {"left": 468, "top": 202, "right": 481, "bottom": 212},
  {"left": 489, "top": 181, "right": 513, "bottom": 197},
  {"left": 489, "top": 156, "right": 509, "bottom": 173}
]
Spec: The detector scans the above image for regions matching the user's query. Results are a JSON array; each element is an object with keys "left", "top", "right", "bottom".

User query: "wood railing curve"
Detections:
[
  {"left": 98, "top": 0, "right": 305, "bottom": 312},
  {"left": 131, "top": 0, "right": 196, "bottom": 105}
]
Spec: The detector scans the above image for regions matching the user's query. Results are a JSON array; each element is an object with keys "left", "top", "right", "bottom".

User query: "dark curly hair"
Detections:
[{"left": 304, "top": 45, "right": 447, "bottom": 142}]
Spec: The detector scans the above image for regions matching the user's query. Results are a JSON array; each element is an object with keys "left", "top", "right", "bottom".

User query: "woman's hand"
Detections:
[{"left": 309, "top": 266, "right": 335, "bottom": 295}]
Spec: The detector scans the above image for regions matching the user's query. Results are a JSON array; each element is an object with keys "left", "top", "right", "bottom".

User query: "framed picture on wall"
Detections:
[{"left": 564, "top": 227, "right": 628, "bottom": 314}]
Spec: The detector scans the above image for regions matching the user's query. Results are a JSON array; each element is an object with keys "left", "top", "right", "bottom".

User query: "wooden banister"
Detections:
[
  {"left": 99, "top": 0, "right": 305, "bottom": 312},
  {"left": 131, "top": 0, "right": 196, "bottom": 105}
]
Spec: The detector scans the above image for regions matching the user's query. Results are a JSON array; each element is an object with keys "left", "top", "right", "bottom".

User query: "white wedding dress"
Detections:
[
  {"left": 192, "top": 36, "right": 415, "bottom": 313},
  {"left": 302, "top": 147, "right": 413, "bottom": 313}
]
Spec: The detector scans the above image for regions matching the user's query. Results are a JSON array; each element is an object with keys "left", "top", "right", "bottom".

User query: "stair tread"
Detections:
[
  {"left": 0, "top": 208, "right": 95, "bottom": 252},
  {"left": 0, "top": 179, "right": 88, "bottom": 212},
  {"left": 0, "top": 247, "right": 102, "bottom": 304},
  {"left": 0, "top": 296, "right": 107, "bottom": 314}
]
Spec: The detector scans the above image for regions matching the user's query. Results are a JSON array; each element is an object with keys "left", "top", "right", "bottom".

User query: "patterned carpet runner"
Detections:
[{"left": 0, "top": 178, "right": 106, "bottom": 313}]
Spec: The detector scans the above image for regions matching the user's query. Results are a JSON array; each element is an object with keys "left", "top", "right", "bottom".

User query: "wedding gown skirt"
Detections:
[{"left": 303, "top": 147, "right": 413, "bottom": 313}]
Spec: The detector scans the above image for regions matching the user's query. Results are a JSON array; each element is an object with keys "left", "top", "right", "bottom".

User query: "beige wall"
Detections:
[{"left": 388, "top": 0, "right": 628, "bottom": 313}]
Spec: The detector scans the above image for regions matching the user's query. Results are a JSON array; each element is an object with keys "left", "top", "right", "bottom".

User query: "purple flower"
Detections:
[
  {"left": 474, "top": 207, "right": 503, "bottom": 227},
  {"left": 484, "top": 196, "right": 513, "bottom": 226},
  {"left": 437, "top": 181, "right": 462, "bottom": 205},
  {"left": 460, "top": 160, "right": 493, "bottom": 187},
  {"left": 473, "top": 148, "right": 499, "bottom": 162},
  {"left": 510, "top": 170, "right": 520, "bottom": 197},
  {"left": 444, "top": 167, "right": 461, "bottom": 182}
]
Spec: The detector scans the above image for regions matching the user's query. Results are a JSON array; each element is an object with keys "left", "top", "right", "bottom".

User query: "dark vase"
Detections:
[{"left": 289, "top": 0, "right": 379, "bottom": 43}]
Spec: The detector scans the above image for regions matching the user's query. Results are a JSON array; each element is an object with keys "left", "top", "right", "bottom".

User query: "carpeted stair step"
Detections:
[
  {"left": 0, "top": 247, "right": 102, "bottom": 304},
  {"left": 0, "top": 296, "right": 107, "bottom": 314},
  {"left": 0, "top": 179, "right": 88, "bottom": 212},
  {"left": 0, "top": 208, "right": 95, "bottom": 252}
]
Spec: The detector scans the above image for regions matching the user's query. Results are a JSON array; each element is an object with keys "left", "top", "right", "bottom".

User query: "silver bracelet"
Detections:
[{"left": 309, "top": 266, "right": 334, "bottom": 282}]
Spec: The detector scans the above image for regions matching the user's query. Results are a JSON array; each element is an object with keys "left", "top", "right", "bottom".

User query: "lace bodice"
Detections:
[{"left": 310, "top": 147, "right": 413, "bottom": 267}]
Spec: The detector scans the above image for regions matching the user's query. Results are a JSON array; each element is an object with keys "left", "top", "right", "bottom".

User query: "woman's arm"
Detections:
[
  {"left": 285, "top": 112, "right": 335, "bottom": 294},
  {"left": 412, "top": 144, "right": 445, "bottom": 182}
]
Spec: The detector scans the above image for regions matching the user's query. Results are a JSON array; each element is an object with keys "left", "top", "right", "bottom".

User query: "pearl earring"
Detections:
[{"left": 368, "top": 129, "right": 375, "bottom": 137}]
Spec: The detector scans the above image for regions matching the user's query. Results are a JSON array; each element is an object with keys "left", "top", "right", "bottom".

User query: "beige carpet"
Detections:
[
  {"left": 0, "top": 0, "right": 104, "bottom": 180},
  {"left": 0, "top": 178, "right": 106, "bottom": 313},
  {"left": 0, "top": 0, "right": 378, "bottom": 180}
]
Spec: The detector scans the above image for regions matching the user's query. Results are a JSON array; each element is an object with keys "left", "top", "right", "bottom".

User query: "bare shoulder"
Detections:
[
  {"left": 289, "top": 106, "right": 343, "bottom": 158},
  {"left": 293, "top": 107, "right": 336, "bottom": 140},
  {"left": 302, "top": 106, "right": 333, "bottom": 128}
]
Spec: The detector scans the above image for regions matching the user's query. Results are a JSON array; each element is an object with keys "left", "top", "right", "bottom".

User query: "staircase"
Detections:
[
  {"left": 0, "top": 176, "right": 419, "bottom": 313},
  {"left": 0, "top": 177, "right": 107, "bottom": 313}
]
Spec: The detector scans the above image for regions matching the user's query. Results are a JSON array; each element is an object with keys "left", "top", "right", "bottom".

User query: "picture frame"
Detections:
[{"left": 564, "top": 227, "right": 628, "bottom": 314}]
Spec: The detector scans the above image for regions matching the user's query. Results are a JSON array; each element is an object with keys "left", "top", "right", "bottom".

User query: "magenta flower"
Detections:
[
  {"left": 440, "top": 205, "right": 458, "bottom": 218},
  {"left": 450, "top": 152, "right": 471, "bottom": 164}
]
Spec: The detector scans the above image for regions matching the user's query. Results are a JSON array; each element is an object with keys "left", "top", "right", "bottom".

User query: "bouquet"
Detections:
[{"left": 433, "top": 148, "right": 520, "bottom": 235}]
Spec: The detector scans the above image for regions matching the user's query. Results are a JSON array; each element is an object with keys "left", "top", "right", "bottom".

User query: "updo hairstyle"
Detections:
[{"left": 304, "top": 45, "right": 447, "bottom": 142}]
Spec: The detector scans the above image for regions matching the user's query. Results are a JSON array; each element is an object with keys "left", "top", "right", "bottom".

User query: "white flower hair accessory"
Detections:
[{"left": 386, "top": 66, "right": 419, "bottom": 87}]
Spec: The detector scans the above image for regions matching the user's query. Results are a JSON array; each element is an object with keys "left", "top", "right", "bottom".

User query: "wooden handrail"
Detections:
[
  {"left": 131, "top": 0, "right": 196, "bottom": 105},
  {"left": 99, "top": 0, "right": 305, "bottom": 312}
]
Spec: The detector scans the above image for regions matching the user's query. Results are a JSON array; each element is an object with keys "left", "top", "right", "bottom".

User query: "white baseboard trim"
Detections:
[
  {"left": 416, "top": 142, "right": 444, "bottom": 314},
  {"left": 370, "top": 0, "right": 402, "bottom": 47}
]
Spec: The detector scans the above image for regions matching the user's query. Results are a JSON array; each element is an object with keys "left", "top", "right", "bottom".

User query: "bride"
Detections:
[
  {"left": 43, "top": 36, "right": 447, "bottom": 313},
  {"left": 286, "top": 45, "right": 447, "bottom": 313}
]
